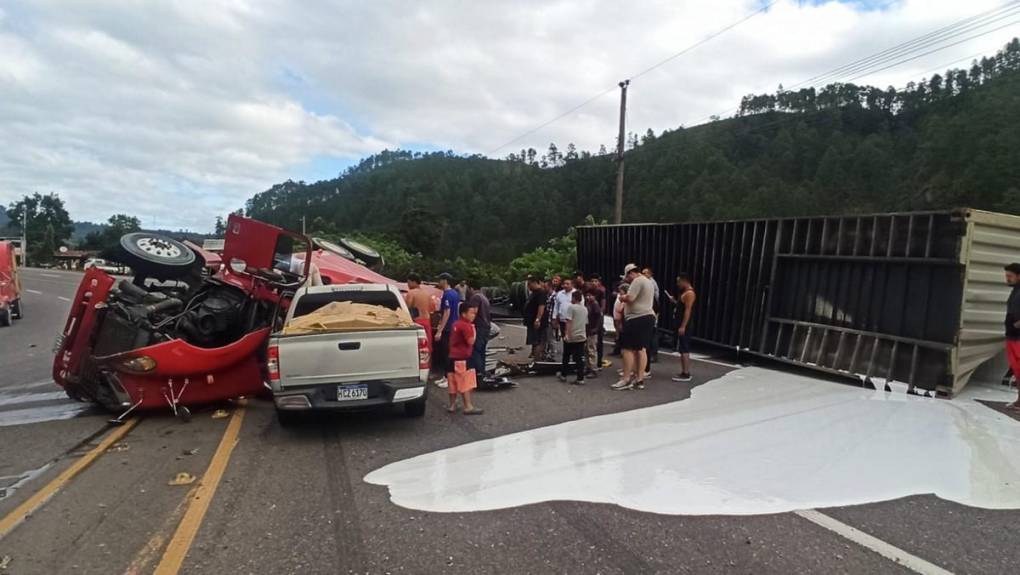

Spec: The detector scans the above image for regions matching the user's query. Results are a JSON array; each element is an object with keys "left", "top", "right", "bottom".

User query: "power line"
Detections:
[
  {"left": 844, "top": 18, "right": 1020, "bottom": 82},
  {"left": 684, "top": 3, "right": 1020, "bottom": 129},
  {"left": 630, "top": 1, "right": 781, "bottom": 81},
  {"left": 654, "top": 38, "right": 1018, "bottom": 158},
  {"left": 485, "top": 1, "right": 780, "bottom": 155},
  {"left": 794, "top": 0, "right": 1020, "bottom": 88}
]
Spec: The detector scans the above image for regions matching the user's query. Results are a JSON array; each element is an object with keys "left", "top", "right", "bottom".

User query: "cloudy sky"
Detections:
[{"left": 1, "top": 0, "right": 1017, "bottom": 232}]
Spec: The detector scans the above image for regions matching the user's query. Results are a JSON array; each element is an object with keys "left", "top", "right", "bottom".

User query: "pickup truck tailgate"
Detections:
[{"left": 276, "top": 328, "right": 421, "bottom": 387}]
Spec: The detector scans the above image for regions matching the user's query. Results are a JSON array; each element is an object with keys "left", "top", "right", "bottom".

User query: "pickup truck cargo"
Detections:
[{"left": 268, "top": 284, "right": 430, "bottom": 424}]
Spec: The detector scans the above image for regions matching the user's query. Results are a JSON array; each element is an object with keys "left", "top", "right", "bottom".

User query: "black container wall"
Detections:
[{"left": 576, "top": 211, "right": 968, "bottom": 391}]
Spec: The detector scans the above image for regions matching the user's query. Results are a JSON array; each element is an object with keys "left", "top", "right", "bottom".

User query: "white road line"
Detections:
[
  {"left": 25, "top": 289, "right": 42, "bottom": 295},
  {"left": 794, "top": 509, "right": 954, "bottom": 575},
  {"left": 41, "top": 273, "right": 61, "bottom": 278},
  {"left": 57, "top": 296, "right": 71, "bottom": 302}
]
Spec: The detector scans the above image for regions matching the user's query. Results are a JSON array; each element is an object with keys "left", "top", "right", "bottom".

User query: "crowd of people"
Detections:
[
  {"left": 401, "top": 263, "right": 701, "bottom": 416},
  {"left": 523, "top": 263, "right": 697, "bottom": 389}
]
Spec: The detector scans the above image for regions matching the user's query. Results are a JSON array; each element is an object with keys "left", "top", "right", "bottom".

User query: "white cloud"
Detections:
[{"left": 0, "top": 0, "right": 1016, "bottom": 232}]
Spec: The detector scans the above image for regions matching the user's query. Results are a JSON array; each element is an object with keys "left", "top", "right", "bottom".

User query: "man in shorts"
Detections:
[
  {"left": 668, "top": 273, "right": 697, "bottom": 383},
  {"left": 612, "top": 263, "right": 655, "bottom": 391}
]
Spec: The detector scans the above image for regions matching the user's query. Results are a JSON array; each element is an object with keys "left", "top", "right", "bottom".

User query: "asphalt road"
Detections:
[{"left": 1, "top": 267, "right": 1019, "bottom": 574}]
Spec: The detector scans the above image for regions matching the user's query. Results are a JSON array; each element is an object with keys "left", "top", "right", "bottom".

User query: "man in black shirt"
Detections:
[
  {"left": 1005, "top": 263, "right": 1020, "bottom": 409},
  {"left": 524, "top": 277, "right": 548, "bottom": 361}
]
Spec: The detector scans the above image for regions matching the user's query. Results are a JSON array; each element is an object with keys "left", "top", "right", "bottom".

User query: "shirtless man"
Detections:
[
  {"left": 405, "top": 273, "right": 434, "bottom": 352},
  {"left": 668, "top": 273, "right": 696, "bottom": 382}
]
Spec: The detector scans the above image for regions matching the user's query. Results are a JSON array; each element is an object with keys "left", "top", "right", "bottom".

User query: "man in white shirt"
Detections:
[
  {"left": 613, "top": 264, "right": 655, "bottom": 391},
  {"left": 552, "top": 279, "right": 575, "bottom": 341}
]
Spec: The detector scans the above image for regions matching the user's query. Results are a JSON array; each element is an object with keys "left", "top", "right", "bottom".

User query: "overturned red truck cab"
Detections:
[{"left": 52, "top": 215, "right": 425, "bottom": 420}]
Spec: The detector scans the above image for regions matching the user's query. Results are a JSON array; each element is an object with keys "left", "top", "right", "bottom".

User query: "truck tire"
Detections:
[
  {"left": 403, "top": 397, "right": 427, "bottom": 417},
  {"left": 338, "top": 238, "right": 382, "bottom": 267},
  {"left": 0, "top": 307, "right": 10, "bottom": 327},
  {"left": 118, "top": 232, "right": 196, "bottom": 278},
  {"left": 312, "top": 237, "right": 356, "bottom": 261},
  {"left": 11, "top": 299, "right": 22, "bottom": 320},
  {"left": 276, "top": 408, "right": 301, "bottom": 427}
]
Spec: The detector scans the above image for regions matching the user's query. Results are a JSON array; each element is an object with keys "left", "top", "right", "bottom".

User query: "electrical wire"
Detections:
[
  {"left": 684, "top": 3, "right": 1020, "bottom": 130},
  {"left": 485, "top": 1, "right": 780, "bottom": 155},
  {"left": 793, "top": 0, "right": 1020, "bottom": 88}
]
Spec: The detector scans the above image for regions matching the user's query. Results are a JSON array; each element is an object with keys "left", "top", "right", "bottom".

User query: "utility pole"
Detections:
[
  {"left": 301, "top": 215, "right": 306, "bottom": 235},
  {"left": 613, "top": 79, "right": 630, "bottom": 225},
  {"left": 21, "top": 203, "right": 28, "bottom": 267}
]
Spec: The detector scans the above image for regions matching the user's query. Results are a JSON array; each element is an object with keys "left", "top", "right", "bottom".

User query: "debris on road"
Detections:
[
  {"left": 0, "top": 555, "right": 11, "bottom": 570},
  {"left": 211, "top": 409, "right": 230, "bottom": 419},
  {"left": 107, "top": 442, "right": 130, "bottom": 453},
  {"left": 168, "top": 473, "right": 196, "bottom": 486}
]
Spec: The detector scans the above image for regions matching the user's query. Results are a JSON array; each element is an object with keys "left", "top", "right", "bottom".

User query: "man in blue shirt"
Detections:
[{"left": 433, "top": 272, "right": 461, "bottom": 388}]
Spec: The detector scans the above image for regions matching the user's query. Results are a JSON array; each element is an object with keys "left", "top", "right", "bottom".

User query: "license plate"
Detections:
[{"left": 337, "top": 384, "right": 368, "bottom": 401}]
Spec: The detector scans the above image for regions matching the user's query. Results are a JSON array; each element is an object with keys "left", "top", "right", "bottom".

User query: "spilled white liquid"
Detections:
[{"left": 364, "top": 367, "right": 1020, "bottom": 515}]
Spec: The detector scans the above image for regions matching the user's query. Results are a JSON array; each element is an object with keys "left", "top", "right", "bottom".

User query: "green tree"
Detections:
[{"left": 4, "top": 193, "right": 74, "bottom": 264}]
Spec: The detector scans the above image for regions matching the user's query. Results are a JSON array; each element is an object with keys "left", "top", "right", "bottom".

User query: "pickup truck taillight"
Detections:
[
  {"left": 267, "top": 344, "right": 281, "bottom": 382},
  {"left": 417, "top": 330, "right": 430, "bottom": 370}
]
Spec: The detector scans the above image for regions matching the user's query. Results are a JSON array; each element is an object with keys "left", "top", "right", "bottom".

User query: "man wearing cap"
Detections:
[
  {"left": 1005, "top": 263, "right": 1020, "bottom": 409},
  {"left": 612, "top": 263, "right": 655, "bottom": 390},
  {"left": 433, "top": 272, "right": 461, "bottom": 389}
]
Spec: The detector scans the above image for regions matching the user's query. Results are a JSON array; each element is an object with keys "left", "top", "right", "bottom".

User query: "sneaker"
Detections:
[
  {"left": 572, "top": 380, "right": 586, "bottom": 386},
  {"left": 671, "top": 373, "right": 692, "bottom": 382},
  {"left": 634, "top": 380, "right": 645, "bottom": 390},
  {"left": 600, "top": 359, "right": 612, "bottom": 368},
  {"left": 611, "top": 378, "right": 634, "bottom": 391},
  {"left": 435, "top": 377, "right": 449, "bottom": 389},
  {"left": 557, "top": 372, "right": 567, "bottom": 383},
  {"left": 617, "top": 369, "right": 624, "bottom": 377}
]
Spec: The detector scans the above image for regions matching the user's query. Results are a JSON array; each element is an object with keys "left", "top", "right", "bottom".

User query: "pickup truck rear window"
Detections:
[{"left": 292, "top": 290, "right": 401, "bottom": 319}]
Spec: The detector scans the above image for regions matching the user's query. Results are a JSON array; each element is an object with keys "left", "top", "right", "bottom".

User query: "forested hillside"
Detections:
[{"left": 245, "top": 39, "right": 1020, "bottom": 265}]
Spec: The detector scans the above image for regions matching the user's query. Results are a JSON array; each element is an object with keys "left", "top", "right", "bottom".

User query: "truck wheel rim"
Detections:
[{"left": 136, "top": 237, "right": 182, "bottom": 259}]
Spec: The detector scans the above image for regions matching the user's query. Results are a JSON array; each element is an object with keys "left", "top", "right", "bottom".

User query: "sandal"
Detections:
[
  {"left": 463, "top": 408, "right": 485, "bottom": 415},
  {"left": 447, "top": 405, "right": 458, "bottom": 413}
]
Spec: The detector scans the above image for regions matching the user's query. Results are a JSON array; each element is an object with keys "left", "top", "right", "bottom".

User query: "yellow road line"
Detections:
[
  {"left": 0, "top": 417, "right": 140, "bottom": 539},
  {"left": 154, "top": 402, "right": 246, "bottom": 575}
]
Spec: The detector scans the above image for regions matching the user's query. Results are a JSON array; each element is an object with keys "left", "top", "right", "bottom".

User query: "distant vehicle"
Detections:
[
  {"left": 0, "top": 240, "right": 24, "bottom": 326},
  {"left": 267, "top": 283, "right": 430, "bottom": 425},
  {"left": 83, "top": 258, "right": 122, "bottom": 273}
]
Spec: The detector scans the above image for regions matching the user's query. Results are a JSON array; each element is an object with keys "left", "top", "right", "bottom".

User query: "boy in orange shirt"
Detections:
[{"left": 447, "top": 302, "right": 484, "bottom": 415}]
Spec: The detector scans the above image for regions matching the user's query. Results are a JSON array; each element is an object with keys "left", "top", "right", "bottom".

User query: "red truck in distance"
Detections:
[{"left": 0, "top": 240, "right": 24, "bottom": 326}]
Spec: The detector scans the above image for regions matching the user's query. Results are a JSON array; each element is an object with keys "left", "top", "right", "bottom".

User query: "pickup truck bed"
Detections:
[{"left": 268, "top": 284, "right": 430, "bottom": 424}]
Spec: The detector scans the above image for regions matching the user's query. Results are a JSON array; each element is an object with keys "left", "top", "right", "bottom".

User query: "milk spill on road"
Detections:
[
  {"left": 0, "top": 385, "right": 93, "bottom": 427},
  {"left": 365, "top": 367, "right": 1020, "bottom": 515}
]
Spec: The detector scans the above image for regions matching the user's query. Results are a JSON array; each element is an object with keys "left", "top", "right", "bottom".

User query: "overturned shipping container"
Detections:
[{"left": 576, "top": 209, "right": 1020, "bottom": 396}]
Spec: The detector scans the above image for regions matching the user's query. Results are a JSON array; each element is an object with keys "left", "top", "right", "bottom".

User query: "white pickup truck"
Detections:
[{"left": 267, "top": 283, "right": 430, "bottom": 425}]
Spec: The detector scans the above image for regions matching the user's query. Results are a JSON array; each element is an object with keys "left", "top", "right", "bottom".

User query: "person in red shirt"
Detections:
[{"left": 447, "top": 302, "right": 484, "bottom": 415}]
